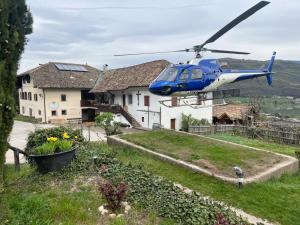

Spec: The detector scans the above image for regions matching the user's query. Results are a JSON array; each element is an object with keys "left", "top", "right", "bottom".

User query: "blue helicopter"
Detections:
[{"left": 115, "top": 1, "right": 275, "bottom": 98}]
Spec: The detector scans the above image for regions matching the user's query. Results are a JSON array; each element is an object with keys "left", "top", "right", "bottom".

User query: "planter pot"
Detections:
[{"left": 30, "top": 147, "right": 77, "bottom": 173}]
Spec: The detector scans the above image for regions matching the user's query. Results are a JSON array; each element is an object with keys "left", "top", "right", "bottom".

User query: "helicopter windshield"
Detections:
[{"left": 156, "top": 67, "right": 178, "bottom": 81}]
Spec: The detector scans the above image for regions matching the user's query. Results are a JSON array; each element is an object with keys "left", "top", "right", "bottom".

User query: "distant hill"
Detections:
[{"left": 219, "top": 58, "right": 300, "bottom": 97}]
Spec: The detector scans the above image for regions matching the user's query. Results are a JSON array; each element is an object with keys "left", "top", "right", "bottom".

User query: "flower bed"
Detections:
[{"left": 93, "top": 153, "right": 250, "bottom": 225}]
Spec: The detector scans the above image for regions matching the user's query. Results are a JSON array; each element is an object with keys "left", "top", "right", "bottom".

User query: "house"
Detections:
[
  {"left": 17, "top": 62, "right": 99, "bottom": 123},
  {"left": 91, "top": 60, "right": 213, "bottom": 130},
  {"left": 213, "top": 104, "right": 250, "bottom": 124}
]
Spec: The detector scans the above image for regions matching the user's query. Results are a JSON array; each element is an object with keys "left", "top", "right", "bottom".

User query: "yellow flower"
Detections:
[
  {"left": 63, "top": 132, "right": 70, "bottom": 139},
  {"left": 75, "top": 136, "right": 78, "bottom": 139},
  {"left": 47, "top": 137, "right": 57, "bottom": 142}
]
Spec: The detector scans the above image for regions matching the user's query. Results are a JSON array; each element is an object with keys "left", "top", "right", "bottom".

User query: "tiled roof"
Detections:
[
  {"left": 91, "top": 60, "right": 170, "bottom": 93},
  {"left": 213, "top": 104, "right": 250, "bottom": 120},
  {"left": 18, "top": 62, "right": 100, "bottom": 89}
]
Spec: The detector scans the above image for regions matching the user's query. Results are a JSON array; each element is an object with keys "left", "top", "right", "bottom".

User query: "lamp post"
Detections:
[{"left": 234, "top": 166, "right": 244, "bottom": 188}]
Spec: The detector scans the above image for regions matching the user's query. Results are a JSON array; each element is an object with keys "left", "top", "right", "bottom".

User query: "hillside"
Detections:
[{"left": 219, "top": 58, "right": 300, "bottom": 97}]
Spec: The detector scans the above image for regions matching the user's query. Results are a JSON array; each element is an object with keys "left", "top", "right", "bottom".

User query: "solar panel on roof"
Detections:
[{"left": 54, "top": 63, "right": 88, "bottom": 72}]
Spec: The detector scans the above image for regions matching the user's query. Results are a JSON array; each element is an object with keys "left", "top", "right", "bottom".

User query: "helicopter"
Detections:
[{"left": 115, "top": 1, "right": 276, "bottom": 100}]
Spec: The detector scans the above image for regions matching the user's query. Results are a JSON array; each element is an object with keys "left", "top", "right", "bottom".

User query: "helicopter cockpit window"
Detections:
[
  {"left": 191, "top": 68, "right": 203, "bottom": 80},
  {"left": 179, "top": 69, "right": 189, "bottom": 81},
  {"left": 156, "top": 67, "right": 178, "bottom": 81}
]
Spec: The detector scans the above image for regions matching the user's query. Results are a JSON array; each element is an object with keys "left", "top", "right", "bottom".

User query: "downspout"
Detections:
[{"left": 43, "top": 89, "right": 46, "bottom": 123}]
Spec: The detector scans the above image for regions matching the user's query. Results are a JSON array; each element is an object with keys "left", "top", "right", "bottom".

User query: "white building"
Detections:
[
  {"left": 91, "top": 60, "right": 213, "bottom": 130},
  {"left": 17, "top": 62, "right": 99, "bottom": 123}
]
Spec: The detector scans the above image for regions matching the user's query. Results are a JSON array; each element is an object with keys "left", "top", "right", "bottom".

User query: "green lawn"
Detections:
[
  {"left": 206, "top": 133, "right": 299, "bottom": 157},
  {"left": 14, "top": 114, "right": 41, "bottom": 123},
  {"left": 120, "top": 130, "right": 285, "bottom": 177},
  {"left": 1, "top": 164, "right": 174, "bottom": 225},
  {"left": 114, "top": 147, "right": 300, "bottom": 225}
]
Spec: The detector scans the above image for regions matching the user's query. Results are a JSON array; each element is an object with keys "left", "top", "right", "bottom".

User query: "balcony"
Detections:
[{"left": 80, "top": 99, "right": 97, "bottom": 108}]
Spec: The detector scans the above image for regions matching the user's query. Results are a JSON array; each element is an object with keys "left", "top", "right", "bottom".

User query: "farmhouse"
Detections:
[
  {"left": 17, "top": 62, "right": 99, "bottom": 123},
  {"left": 91, "top": 60, "right": 213, "bottom": 130}
]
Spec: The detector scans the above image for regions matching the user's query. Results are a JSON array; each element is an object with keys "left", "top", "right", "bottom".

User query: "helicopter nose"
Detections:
[{"left": 149, "top": 81, "right": 173, "bottom": 96}]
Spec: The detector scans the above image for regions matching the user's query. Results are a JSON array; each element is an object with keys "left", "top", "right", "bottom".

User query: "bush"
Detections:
[
  {"left": 95, "top": 113, "right": 122, "bottom": 136},
  {"left": 181, "top": 114, "right": 210, "bottom": 132},
  {"left": 26, "top": 127, "right": 84, "bottom": 155},
  {"left": 99, "top": 180, "right": 127, "bottom": 212}
]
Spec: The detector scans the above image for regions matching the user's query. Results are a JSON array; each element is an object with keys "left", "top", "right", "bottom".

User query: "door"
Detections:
[
  {"left": 122, "top": 94, "right": 126, "bottom": 107},
  {"left": 188, "top": 68, "right": 204, "bottom": 91},
  {"left": 170, "top": 119, "right": 176, "bottom": 130},
  {"left": 176, "top": 69, "right": 189, "bottom": 91},
  {"left": 29, "top": 108, "right": 33, "bottom": 117}
]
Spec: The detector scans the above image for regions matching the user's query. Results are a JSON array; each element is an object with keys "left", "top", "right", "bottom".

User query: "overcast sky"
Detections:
[{"left": 19, "top": 0, "right": 300, "bottom": 72}]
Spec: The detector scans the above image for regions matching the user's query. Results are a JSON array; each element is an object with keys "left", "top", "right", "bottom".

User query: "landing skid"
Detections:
[{"left": 159, "top": 89, "right": 240, "bottom": 108}]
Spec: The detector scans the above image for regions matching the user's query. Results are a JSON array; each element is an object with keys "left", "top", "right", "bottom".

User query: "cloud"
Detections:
[{"left": 20, "top": 0, "right": 300, "bottom": 73}]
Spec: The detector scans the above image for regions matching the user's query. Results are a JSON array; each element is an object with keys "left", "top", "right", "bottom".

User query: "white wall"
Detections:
[
  {"left": 110, "top": 87, "right": 213, "bottom": 130},
  {"left": 19, "top": 78, "right": 44, "bottom": 121},
  {"left": 44, "top": 89, "right": 82, "bottom": 123}
]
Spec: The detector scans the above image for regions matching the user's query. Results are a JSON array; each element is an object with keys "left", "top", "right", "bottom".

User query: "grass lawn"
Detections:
[
  {"left": 14, "top": 114, "right": 41, "bottom": 123},
  {"left": 120, "top": 130, "right": 286, "bottom": 177},
  {"left": 1, "top": 164, "right": 174, "bottom": 225},
  {"left": 206, "top": 133, "right": 299, "bottom": 157},
  {"left": 114, "top": 147, "right": 300, "bottom": 225}
]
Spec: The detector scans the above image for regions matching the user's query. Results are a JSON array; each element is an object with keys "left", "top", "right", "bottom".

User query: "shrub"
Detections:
[
  {"left": 99, "top": 180, "right": 127, "bottom": 212},
  {"left": 26, "top": 127, "right": 84, "bottom": 155},
  {"left": 95, "top": 113, "right": 122, "bottom": 136},
  {"left": 181, "top": 114, "right": 210, "bottom": 132}
]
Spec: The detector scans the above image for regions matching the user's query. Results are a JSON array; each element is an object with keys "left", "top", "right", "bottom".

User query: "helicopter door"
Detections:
[
  {"left": 176, "top": 69, "right": 189, "bottom": 91},
  {"left": 188, "top": 68, "right": 204, "bottom": 91}
]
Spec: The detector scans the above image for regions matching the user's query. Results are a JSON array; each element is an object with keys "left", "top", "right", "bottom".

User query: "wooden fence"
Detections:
[{"left": 189, "top": 125, "right": 300, "bottom": 145}]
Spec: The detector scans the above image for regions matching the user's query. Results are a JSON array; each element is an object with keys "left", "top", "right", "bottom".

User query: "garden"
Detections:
[
  {"left": 1, "top": 127, "right": 251, "bottom": 225},
  {"left": 119, "top": 130, "right": 288, "bottom": 178}
]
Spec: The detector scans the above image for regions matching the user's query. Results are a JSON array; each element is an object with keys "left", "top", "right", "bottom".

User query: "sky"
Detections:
[{"left": 19, "top": 0, "right": 300, "bottom": 73}]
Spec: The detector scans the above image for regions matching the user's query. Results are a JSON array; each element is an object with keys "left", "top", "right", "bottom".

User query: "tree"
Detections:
[
  {"left": 95, "top": 112, "right": 121, "bottom": 136},
  {"left": 0, "top": 0, "right": 32, "bottom": 189}
]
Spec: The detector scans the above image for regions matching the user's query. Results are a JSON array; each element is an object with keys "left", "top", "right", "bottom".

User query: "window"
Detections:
[
  {"left": 191, "top": 68, "right": 203, "bottom": 80},
  {"left": 28, "top": 92, "right": 32, "bottom": 101},
  {"left": 38, "top": 110, "right": 41, "bottom": 115},
  {"left": 142, "top": 117, "right": 144, "bottom": 122},
  {"left": 29, "top": 108, "right": 33, "bottom": 117},
  {"left": 61, "top": 94, "right": 66, "bottom": 101},
  {"left": 22, "top": 107, "right": 25, "bottom": 114},
  {"left": 51, "top": 110, "right": 57, "bottom": 116},
  {"left": 171, "top": 96, "right": 177, "bottom": 107},
  {"left": 34, "top": 94, "right": 38, "bottom": 101},
  {"left": 144, "top": 96, "right": 150, "bottom": 106},
  {"left": 156, "top": 67, "right": 178, "bottom": 81},
  {"left": 61, "top": 110, "right": 67, "bottom": 115},
  {"left": 27, "top": 76, "right": 30, "bottom": 83},
  {"left": 24, "top": 92, "right": 27, "bottom": 100},
  {"left": 179, "top": 69, "right": 189, "bottom": 81},
  {"left": 22, "top": 78, "right": 26, "bottom": 84},
  {"left": 128, "top": 94, "right": 133, "bottom": 104}
]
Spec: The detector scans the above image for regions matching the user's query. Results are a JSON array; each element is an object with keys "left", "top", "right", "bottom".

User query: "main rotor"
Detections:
[{"left": 114, "top": 1, "right": 270, "bottom": 58}]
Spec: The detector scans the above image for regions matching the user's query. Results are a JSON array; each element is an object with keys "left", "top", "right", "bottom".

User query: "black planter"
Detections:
[{"left": 30, "top": 147, "right": 76, "bottom": 173}]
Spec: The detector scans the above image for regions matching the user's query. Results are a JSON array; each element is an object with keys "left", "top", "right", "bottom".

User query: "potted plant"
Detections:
[{"left": 28, "top": 128, "right": 83, "bottom": 173}]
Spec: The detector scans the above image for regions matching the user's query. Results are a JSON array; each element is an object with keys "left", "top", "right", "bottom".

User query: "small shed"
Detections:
[{"left": 213, "top": 104, "right": 250, "bottom": 124}]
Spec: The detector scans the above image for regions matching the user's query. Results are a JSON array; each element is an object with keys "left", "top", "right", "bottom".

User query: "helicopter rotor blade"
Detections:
[
  {"left": 195, "top": 1, "right": 270, "bottom": 49},
  {"left": 114, "top": 49, "right": 192, "bottom": 56},
  {"left": 205, "top": 48, "right": 250, "bottom": 55}
]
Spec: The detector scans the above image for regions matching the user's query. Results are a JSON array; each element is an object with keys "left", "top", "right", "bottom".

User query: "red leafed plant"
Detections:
[
  {"left": 215, "top": 213, "right": 232, "bottom": 225},
  {"left": 99, "top": 181, "right": 127, "bottom": 212}
]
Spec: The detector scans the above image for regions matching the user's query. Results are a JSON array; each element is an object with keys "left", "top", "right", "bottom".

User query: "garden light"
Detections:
[{"left": 233, "top": 166, "right": 244, "bottom": 188}]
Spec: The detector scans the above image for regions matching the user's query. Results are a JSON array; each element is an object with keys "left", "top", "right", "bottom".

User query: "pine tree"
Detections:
[{"left": 0, "top": 0, "right": 32, "bottom": 190}]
